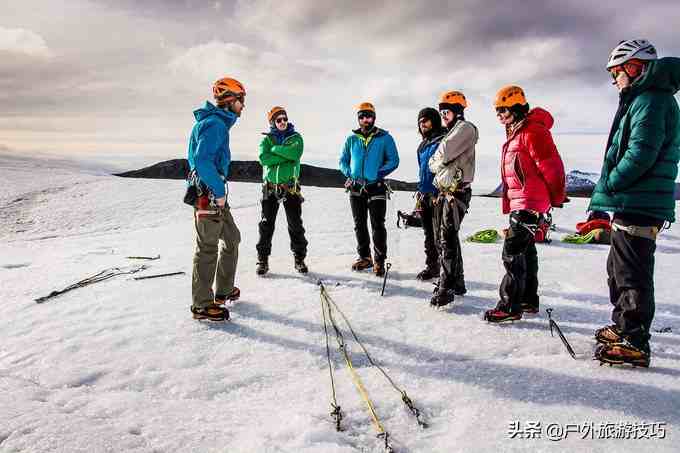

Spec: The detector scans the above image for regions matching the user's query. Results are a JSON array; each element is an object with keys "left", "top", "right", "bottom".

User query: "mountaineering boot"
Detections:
[
  {"left": 416, "top": 266, "right": 438, "bottom": 281},
  {"left": 215, "top": 287, "right": 240, "bottom": 305},
  {"left": 594, "top": 324, "right": 622, "bottom": 345},
  {"left": 453, "top": 285, "right": 467, "bottom": 296},
  {"left": 520, "top": 303, "right": 539, "bottom": 314},
  {"left": 351, "top": 257, "right": 373, "bottom": 271},
  {"left": 594, "top": 340, "right": 650, "bottom": 368},
  {"left": 430, "top": 288, "right": 455, "bottom": 308},
  {"left": 191, "top": 304, "right": 229, "bottom": 321},
  {"left": 294, "top": 257, "right": 309, "bottom": 274},
  {"left": 256, "top": 258, "right": 269, "bottom": 276},
  {"left": 374, "top": 261, "right": 385, "bottom": 277},
  {"left": 483, "top": 308, "right": 522, "bottom": 323}
]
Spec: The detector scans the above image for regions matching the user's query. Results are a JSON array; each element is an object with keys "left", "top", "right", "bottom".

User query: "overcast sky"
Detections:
[{"left": 1, "top": 0, "right": 679, "bottom": 172}]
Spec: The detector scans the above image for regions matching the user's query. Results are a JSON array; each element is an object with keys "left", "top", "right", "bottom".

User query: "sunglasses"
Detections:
[
  {"left": 495, "top": 107, "right": 510, "bottom": 114},
  {"left": 439, "top": 109, "right": 452, "bottom": 116},
  {"left": 358, "top": 113, "right": 375, "bottom": 120},
  {"left": 275, "top": 116, "right": 288, "bottom": 124}
]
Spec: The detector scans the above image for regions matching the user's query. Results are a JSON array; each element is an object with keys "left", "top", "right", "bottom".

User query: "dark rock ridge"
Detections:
[
  {"left": 114, "top": 159, "right": 418, "bottom": 191},
  {"left": 115, "top": 160, "right": 680, "bottom": 199}
]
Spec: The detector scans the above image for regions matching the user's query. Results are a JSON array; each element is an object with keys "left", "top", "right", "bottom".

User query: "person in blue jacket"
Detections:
[
  {"left": 339, "top": 102, "right": 400, "bottom": 276},
  {"left": 415, "top": 107, "right": 447, "bottom": 281},
  {"left": 185, "top": 77, "right": 245, "bottom": 322}
]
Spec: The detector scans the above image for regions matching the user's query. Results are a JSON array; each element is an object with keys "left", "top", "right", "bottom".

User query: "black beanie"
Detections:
[
  {"left": 438, "top": 103, "right": 465, "bottom": 116},
  {"left": 418, "top": 107, "right": 443, "bottom": 135}
]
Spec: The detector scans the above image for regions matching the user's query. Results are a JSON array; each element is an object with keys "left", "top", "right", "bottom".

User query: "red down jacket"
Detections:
[{"left": 501, "top": 108, "right": 566, "bottom": 214}]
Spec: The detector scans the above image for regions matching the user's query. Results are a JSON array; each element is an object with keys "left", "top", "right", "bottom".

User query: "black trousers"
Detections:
[
  {"left": 433, "top": 189, "right": 471, "bottom": 291},
  {"left": 607, "top": 214, "right": 661, "bottom": 349},
  {"left": 349, "top": 184, "right": 387, "bottom": 263},
  {"left": 497, "top": 210, "right": 539, "bottom": 314},
  {"left": 256, "top": 192, "right": 308, "bottom": 260},
  {"left": 420, "top": 194, "right": 439, "bottom": 270}
]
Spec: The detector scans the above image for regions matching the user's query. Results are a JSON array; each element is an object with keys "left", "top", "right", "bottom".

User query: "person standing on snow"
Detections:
[
  {"left": 186, "top": 77, "right": 245, "bottom": 322},
  {"left": 428, "top": 91, "right": 478, "bottom": 307},
  {"left": 590, "top": 40, "right": 680, "bottom": 368},
  {"left": 339, "top": 102, "right": 400, "bottom": 277},
  {"left": 483, "top": 86, "right": 565, "bottom": 323},
  {"left": 255, "top": 106, "right": 309, "bottom": 276},
  {"left": 415, "top": 107, "right": 447, "bottom": 281}
]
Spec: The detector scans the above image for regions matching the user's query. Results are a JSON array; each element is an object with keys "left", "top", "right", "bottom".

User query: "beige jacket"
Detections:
[{"left": 428, "top": 119, "right": 478, "bottom": 191}]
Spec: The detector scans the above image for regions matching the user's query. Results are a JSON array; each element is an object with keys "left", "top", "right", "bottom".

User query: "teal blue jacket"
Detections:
[
  {"left": 187, "top": 101, "right": 237, "bottom": 198},
  {"left": 589, "top": 57, "right": 680, "bottom": 222},
  {"left": 339, "top": 128, "right": 399, "bottom": 183}
]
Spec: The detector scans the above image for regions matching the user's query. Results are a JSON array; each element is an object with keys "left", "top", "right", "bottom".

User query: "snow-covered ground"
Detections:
[{"left": 1, "top": 156, "right": 679, "bottom": 453}]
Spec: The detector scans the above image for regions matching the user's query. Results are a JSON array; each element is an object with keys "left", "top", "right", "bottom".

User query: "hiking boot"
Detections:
[
  {"left": 191, "top": 304, "right": 229, "bottom": 321},
  {"left": 416, "top": 267, "right": 438, "bottom": 281},
  {"left": 594, "top": 341, "right": 650, "bottom": 368},
  {"left": 483, "top": 308, "right": 522, "bottom": 323},
  {"left": 215, "top": 287, "right": 240, "bottom": 305},
  {"left": 453, "top": 285, "right": 467, "bottom": 296},
  {"left": 521, "top": 303, "right": 539, "bottom": 314},
  {"left": 594, "top": 324, "right": 622, "bottom": 345},
  {"left": 374, "top": 261, "right": 386, "bottom": 277},
  {"left": 351, "top": 257, "right": 373, "bottom": 271},
  {"left": 294, "top": 257, "right": 308, "bottom": 274},
  {"left": 256, "top": 259, "right": 269, "bottom": 276},
  {"left": 430, "top": 288, "right": 455, "bottom": 307}
]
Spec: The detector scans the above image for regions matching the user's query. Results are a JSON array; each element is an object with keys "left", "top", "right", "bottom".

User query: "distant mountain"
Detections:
[
  {"left": 114, "top": 159, "right": 418, "bottom": 192},
  {"left": 485, "top": 170, "right": 680, "bottom": 200}
]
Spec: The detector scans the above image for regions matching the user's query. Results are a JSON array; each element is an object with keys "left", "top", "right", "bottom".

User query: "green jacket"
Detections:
[
  {"left": 589, "top": 57, "right": 680, "bottom": 222},
  {"left": 259, "top": 132, "right": 304, "bottom": 184}
]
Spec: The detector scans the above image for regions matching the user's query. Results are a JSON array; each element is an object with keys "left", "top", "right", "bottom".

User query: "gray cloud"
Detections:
[{"left": 0, "top": 0, "right": 678, "bottom": 166}]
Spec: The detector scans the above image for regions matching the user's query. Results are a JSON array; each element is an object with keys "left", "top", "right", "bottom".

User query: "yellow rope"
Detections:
[{"left": 321, "top": 287, "right": 386, "bottom": 435}]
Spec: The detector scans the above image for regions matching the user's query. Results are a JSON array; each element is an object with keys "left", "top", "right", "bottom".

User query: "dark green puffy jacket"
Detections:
[{"left": 589, "top": 57, "right": 680, "bottom": 222}]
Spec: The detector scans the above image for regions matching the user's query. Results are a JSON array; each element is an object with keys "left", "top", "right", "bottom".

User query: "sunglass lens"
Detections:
[{"left": 276, "top": 117, "right": 288, "bottom": 124}]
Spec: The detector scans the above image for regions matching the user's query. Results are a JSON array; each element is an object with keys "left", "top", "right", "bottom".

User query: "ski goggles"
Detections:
[
  {"left": 358, "top": 112, "right": 375, "bottom": 120},
  {"left": 609, "top": 61, "right": 643, "bottom": 80}
]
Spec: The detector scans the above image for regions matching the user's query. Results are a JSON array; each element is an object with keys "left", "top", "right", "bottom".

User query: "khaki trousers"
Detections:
[{"left": 192, "top": 206, "right": 240, "bottom": 308}]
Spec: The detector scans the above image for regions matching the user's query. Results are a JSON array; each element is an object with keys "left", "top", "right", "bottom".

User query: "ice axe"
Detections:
[{"left": 380, "top": 263, "right": 392, "bottom": 296}]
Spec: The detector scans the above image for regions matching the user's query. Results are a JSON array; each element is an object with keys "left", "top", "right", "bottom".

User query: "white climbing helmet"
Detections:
[{"left": 606, "top": 39, "right": 657, "bottom": 69}]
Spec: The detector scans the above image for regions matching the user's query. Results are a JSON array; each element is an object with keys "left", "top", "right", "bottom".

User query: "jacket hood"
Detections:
[
  {"left": 526, "top": 107, "right": 554, "bottom": 130},
  {"left": 632, "top": 57, "right": 680, "bottom": 95},
  {"left": 418, "top": 107, "right": 445, "bottom": 139},
  {"left": 265, "top": 123, "right": 297, "bottom": 144},
  {"left": 193, "top": 101, "right": 237, "bottom": 126},
  {"left": 352, "top": 126, "right": 387, "bottom": 137}
]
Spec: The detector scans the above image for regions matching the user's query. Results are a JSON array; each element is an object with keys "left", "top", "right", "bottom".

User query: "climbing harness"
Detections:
[{"left": 466, "top": 229, "right": 499, "bottom": 243}]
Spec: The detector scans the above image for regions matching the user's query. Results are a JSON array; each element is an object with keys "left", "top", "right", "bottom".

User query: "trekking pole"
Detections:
[
  {"left": 546, "top": 308, "right": 576, "bottom": 359},
  {"left": 380, "top": 263, "right": 392, "bottom": 296},
  {"left": 133, "top": 271, "right": 185, "bottom": 280}
]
